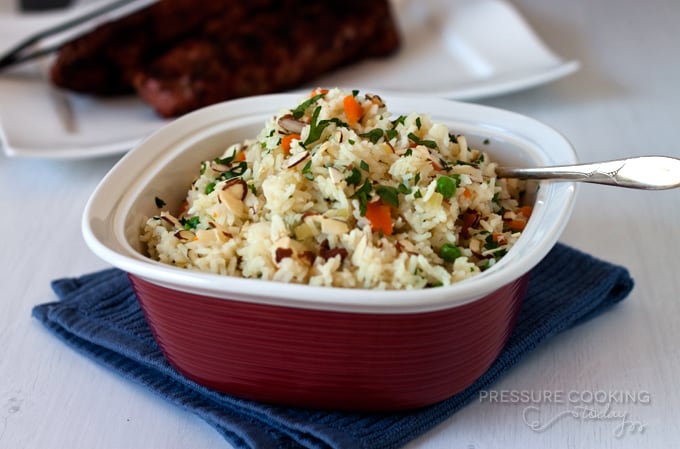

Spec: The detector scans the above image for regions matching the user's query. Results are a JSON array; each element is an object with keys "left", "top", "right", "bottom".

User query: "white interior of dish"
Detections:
[{"left": 83, "top": 93, "right": 577, "bottom": 313}]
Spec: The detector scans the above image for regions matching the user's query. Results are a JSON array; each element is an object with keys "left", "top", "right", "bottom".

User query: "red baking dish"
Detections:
[{"left": 83, "top": 92, "right": 577, "bottom": 410}]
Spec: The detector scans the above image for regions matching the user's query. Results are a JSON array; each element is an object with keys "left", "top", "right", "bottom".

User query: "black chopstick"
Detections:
[{"left": 0, "top": 0, "right": 142, "bottom": 71}]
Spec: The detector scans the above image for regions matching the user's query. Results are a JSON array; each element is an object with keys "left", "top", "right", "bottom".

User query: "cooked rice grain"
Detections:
[{"left": 141, "top": 88, "right": 528, "bottom": 289}]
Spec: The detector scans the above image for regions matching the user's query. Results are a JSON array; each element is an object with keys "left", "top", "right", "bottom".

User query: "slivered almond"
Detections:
[
  {"left": 320, "top": 217, "right": 348, "bottom": 235},
  {"left": 210, "top": 161, "right": 231, "bottom": 173},
  {"left": 285, "top": 150, "right": 310, "bottom": 169},
  {"left": 469, "top": 238, "right": 481, "bottom": 254},
  {"left": 334, "top": 129, "right": 344, "bottom": 143},
  {"left": 160, "top": 212, "right": 182, "bottom": 228},
  {"left": 218, "top": 179, "right": 247, "bottom": 216},
  {"left": 278, "top": 114, "right": 306, "bottom": 134},
  {"left": 328, "top": 167, "right": 344, "bottom": 183},
  {"left": 174, "top": 230, "right": 195, "bottom": 241},
  {"left": 221, "top": 178, "right": 247, "bottom": 200},
  {"left": 365, "top": 93, "right": 385, "bottom": 107}
]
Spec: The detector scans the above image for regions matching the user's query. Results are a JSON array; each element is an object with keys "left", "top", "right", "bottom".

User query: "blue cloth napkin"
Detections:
[{"left": 32, "top": 243, "right": 633, "bottom": 449}]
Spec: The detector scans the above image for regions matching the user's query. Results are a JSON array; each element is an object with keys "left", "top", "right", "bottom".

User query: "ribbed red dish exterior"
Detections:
[{"left": 128, "top": 274, "right": 528, "bottom": 411}]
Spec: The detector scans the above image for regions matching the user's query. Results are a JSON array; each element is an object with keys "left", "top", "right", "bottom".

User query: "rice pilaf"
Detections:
[{"left": 140, "top": 88, "right": 530, "bottom": 289}]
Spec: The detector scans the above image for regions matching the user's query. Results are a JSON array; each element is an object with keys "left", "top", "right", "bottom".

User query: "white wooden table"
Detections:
[{"left": 1, "top": 0, "right": 679, "bottom": 447}]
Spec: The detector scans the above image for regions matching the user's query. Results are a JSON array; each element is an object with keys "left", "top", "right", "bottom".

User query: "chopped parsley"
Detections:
[
  {"left": 407, "top": 132, "right": 437, "bottom": 149},
  {"left": 397, "top": 183, "right": 411, "bottom": 194},
  {"left": 391, "top": 115, "right": 406, "bottom": 127},
  {"left": 415, "top": 117, "right": 422, "bottom": 129},
  {"left": 345, "top": 167, "right": 362, "bottom": 186},
  {"left": 375, "top": 185, "right": 400, "bottom": 208},
  {"left": 303, "top": 106, "right": 331, "bottom": 146},
  {"left": 180, "top": 216, "right": 200, "bottom": 230},
  {"left": 385, "top": 129, "right": 398, "bottom": 140},
  {"left": 351, "top": 179, "right": 372, "bottom": 216},
  {"left": 484, "top": 234, "right": 499, "bottom": 250},
  {"left": 205, "top": 181, "right": 216, "bottom": 194},
  {"left": 291, "top": 93, "right": 325, "bottom": 119},
  {"left": 154, "top": 196, "right": 166, "bottom": 208},
  {"left": 360, "top": 128, "right": 384, "bottom": 144},
  {"left": 302, "top": 160, "right": 314, "bottom": 180},
  {"left": 323, "top": 117, "right": 349, "bottom": 128},
  {"left": 360, "top": 160, "right": 370, "bottom": 171},
  {"left": 217, "top": 161, "right": 248, "bottom": 180},
  {"left": 214, "top": 153, "right": 237, "bottom": 165}
]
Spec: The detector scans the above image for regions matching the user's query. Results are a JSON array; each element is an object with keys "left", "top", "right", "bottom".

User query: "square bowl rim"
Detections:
[{"left": 82, "top": 91, "right": 577, "bottom": 314}]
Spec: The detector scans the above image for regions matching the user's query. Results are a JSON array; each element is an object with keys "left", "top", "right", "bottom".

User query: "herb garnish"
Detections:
[
  {"left": 180, "top": 216, "right": 200, "bottom": 230},
  {"left": 303, "top": 106, "right": 331, "bottom": 145},
  {"left": 360, "top": 160, "right": 370, "bottom": 171},
  {"left": 218, "top": 161, "right": 248, "bottom": 180},
  {"left": 351, "top": 179, "right": 372, "bottom": 216},
  {"left": 154, "top": 196, "right": 166, "bottom": 208},
  {"left": 345, "top": 167, "right": 362, "bottom": 186},
  {"left": 291, "top": 93, "right": 325, "bottom": 119},
  {"left": 360, "top": 128, "right": 384, "bottom": 144},
  {"left": 407, "top": 132, "right": 437, "bottom": 149},
  {"left": 391, "top": 115, "right": 406, "bottom": 127},
  {"left": 397, "top": 183, "right": 411, "bottom": 194},
  {"left": 302, "top": 160, "right": 314, "bottom": 180},
  {"left": 375, "top": 185, "right": 400, "bottom": 208}
]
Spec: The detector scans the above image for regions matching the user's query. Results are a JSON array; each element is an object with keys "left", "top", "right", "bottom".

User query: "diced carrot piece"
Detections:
[
  {"left": 518, "top": 205, "right": 533, "bottom": 218},
  {"left": 343, "top": 95, "right": 363, "bottom": 126},
  {"left": 365, "top": 200, "right": 393, "bottom": 235},
  {"left": 281, "top": 134, "right": 300, "bottom": 155},
  {"left": 492, "top": 233, "right": 507, "bottom": 244},
  {"left": 311, "top": 88, "right": 328, "bottom": 97},
  {"left": 236, "top": 151, "right": 246, "bottom": 162},
  {"left": 507, "top": 219, "right": 527, "bottom": 231},
  {"left": 430, "top": 160, "right": 442, "bottom": 171},
  {"left": 463, "top": 188, "right": 472, "bottom": 199}
]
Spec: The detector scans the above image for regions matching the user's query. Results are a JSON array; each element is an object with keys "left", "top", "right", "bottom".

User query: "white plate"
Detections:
[{"left": 0, "top": 0, "right": 579, "bottom": 159}]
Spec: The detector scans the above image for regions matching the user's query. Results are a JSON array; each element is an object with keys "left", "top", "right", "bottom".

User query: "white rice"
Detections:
[{"left": 140, "top": 88, "right": 528, "bottom": 289}]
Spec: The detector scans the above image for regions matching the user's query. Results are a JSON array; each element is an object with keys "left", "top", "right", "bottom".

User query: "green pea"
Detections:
[{"left": 440, "top": 243, "right": 462, "bottom": 262}]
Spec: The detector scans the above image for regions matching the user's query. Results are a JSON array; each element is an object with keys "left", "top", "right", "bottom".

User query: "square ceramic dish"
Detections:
[{"left": 82, "top": 93, "right": 577, "bottom": 411}]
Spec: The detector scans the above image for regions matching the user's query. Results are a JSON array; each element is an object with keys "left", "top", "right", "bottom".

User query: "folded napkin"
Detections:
[{"left": 33, "top": 243, "right": 633, "bottom": 449}]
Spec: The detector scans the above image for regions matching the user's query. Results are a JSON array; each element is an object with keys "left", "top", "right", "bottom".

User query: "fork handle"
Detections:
[{"left": 495, "top": 156, "right": 680, "bottom": 190}]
